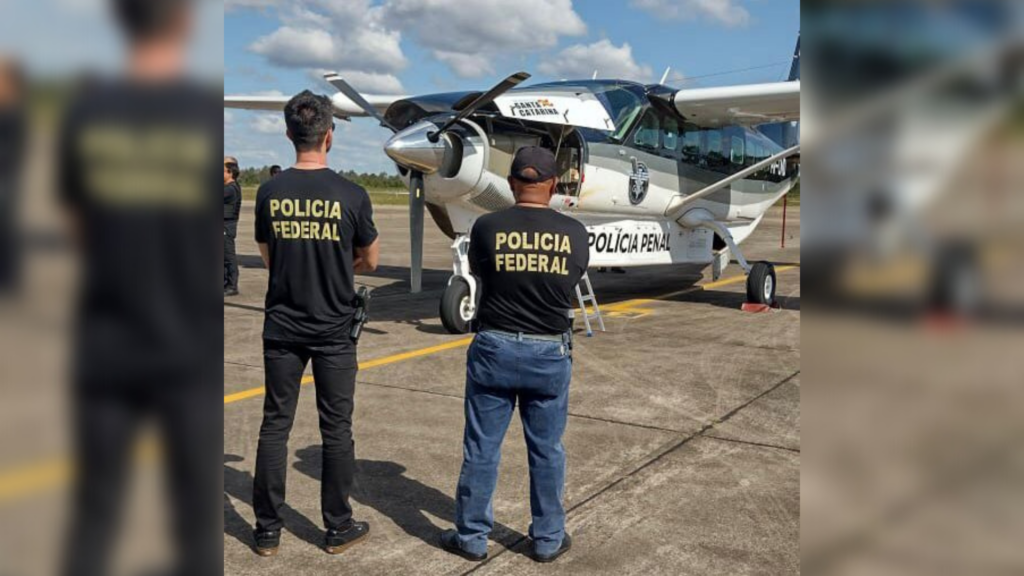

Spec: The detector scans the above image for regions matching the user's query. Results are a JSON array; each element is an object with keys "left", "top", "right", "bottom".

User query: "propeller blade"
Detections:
[
  {"left": 428, "top": 71, "right": 531, "bottom": 141},
  {"left": 408, "top": 171, "right": 425, "bottom": 293},
  {"left": 323, "top": 73, "right": 398, "bottom": 132}
]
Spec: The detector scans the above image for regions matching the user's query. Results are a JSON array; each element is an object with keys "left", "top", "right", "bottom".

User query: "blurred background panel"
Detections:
[
  {"left": 0, "top": 1, "right": 222, "bottom": 576},
  {"left": 802, "top": 1, "right": 1024, "bottom": 575}
]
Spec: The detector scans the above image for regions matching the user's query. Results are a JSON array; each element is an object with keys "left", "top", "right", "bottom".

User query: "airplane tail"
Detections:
[{"left": 788, "top": 34, "right": 800, "bottom": 82}]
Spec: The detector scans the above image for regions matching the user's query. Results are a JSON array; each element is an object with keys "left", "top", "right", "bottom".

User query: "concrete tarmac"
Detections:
[{"left": 223, "top": 202, "right": 801, "bottom": 576}]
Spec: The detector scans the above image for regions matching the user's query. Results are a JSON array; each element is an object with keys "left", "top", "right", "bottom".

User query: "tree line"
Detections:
[{"left": 237, "top": 166, "right": 406, "bottom": 189}]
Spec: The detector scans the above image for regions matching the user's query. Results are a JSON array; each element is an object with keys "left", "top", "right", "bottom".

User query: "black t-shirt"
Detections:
[
  {"left": 58, "top": 79, "right": 223, "bottom": 388},
  {"left": 470, "top": 205, "right": 590, "bottom": 335},
  {"left": 255, "top": 168, "right": 378, "bottom": 344},
  {"left": 224, "top": 181, "right": 241, "bottom": 221}
]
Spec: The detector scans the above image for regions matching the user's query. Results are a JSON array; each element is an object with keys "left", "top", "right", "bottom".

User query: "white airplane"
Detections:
[{"left": 226, "top": 40, "right": 801, "bottom": 333}]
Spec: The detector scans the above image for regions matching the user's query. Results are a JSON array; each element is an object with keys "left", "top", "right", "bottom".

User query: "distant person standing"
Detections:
[
  {"left": 440, "top": 147, "right": 589, "bottom": 563},
  {"left": 269, "top": 164, "right": 282, "bottom": 178},
  {"left": 251, "top": 90, "right": 380, "bottom": 557},
  {"left": 224, "top": 155, "right": 241, "bottom": 296}
]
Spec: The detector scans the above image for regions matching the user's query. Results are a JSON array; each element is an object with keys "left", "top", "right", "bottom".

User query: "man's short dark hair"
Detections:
[
  {"left": 269, "top": 165, "right": 282, "bottom": 177},
  {"left": 225, "top": 160, "right": 239, "bottom": 180},
  {"left": 284, "top": 90, "right": 334, "bottom": 152},
  {"left": 112, "top": 0, "right": 190, "bottom": 42}
]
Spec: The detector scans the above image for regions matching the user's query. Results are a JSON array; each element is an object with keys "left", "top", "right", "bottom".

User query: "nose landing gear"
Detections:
[
  {"left": 440, "top": 278, "right": 475, "bottom": 334},
  {"left": 440, "top": 235, "right": 478, "bottom": 334}
]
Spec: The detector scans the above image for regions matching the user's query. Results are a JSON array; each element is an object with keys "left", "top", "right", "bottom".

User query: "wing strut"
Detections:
[{"left": 665, "top": 145, "right": 800, "bottom": 221}]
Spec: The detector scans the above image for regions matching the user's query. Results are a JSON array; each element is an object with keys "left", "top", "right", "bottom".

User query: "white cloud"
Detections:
[
  {"left": 251, "top": 114, "right": 287, "bottom": 135},
  {"left": 247, "top": 2, "right": 406, "bottom": 74},
  {"left": 250, "top": 27, "right": 338, "bottom": 68},
  {"left": 435, "top": 51, "right": 494, "bottom": 79},
  {"left": 382, "top": 0, "right": 587, "bottom": 78},
  {"left": 630, "top": 0, "right": 750, "bottom": 27},
  {"left": 538, "top": 40, "right": 654, "bottom": 83}
]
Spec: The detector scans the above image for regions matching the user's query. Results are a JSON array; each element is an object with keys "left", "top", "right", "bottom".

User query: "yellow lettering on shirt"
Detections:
[
  {"left": 491, "top": 230, "right": 574, "bottom": 276},
  {"left": 267, "top": 197, "right": 345, "bottom": 242}
]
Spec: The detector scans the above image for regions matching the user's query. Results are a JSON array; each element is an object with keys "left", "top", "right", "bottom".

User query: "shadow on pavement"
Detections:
[
  {"left": 293, "top": 447, "right": 528, "bottom": 554},
  {"left": 223, "top": 454, "right": 324, "bottom": 552}
]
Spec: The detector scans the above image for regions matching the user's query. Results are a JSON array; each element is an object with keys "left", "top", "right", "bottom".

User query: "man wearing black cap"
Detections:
[{"left": 440, "top": 146, "right": 589, "bottom": 563}]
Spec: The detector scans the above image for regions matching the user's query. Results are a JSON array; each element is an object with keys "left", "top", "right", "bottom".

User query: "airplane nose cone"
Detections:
[{"left": 384, "top": 120, "right": 447, "bottom": 174}]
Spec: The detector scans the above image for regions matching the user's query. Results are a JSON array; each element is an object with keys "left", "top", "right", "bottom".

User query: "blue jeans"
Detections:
[{"left": 453, "top": 330, "right": 572, "bottom": 556}]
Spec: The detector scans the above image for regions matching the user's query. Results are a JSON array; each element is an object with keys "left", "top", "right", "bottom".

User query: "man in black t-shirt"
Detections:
[
  {"left": 251, "top": 90, "right": 379, "bottom": 557},
  {"left": 223, "top": 156, "right": 242, "bottom": 296},
  {"left": 57, "top": 1, "right": 222, "bottom": 575},
  {"left": 440, "top": 147, "right": 588, "bottom": 564}
]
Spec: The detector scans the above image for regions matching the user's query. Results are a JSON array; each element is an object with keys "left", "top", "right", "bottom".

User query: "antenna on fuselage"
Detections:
[{"left": 659, "top": 67, "right": 671, "bottom": 85}]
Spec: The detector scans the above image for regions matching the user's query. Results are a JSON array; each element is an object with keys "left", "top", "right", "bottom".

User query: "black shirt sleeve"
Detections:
[
  {"left": 352, "top": 189, "right": 378, "bottom": 248},
  {"left": 574, "top": 221, "right": 590, "bottom": 275},
  {"left": 468, "top": 219, "right": 486, "bottom": 276},
  {"left": 254, "top": 185, "right": 269, "bottom": 244},
  {"left": 56, "top": 103, "right": 83, "bottom": 209}
]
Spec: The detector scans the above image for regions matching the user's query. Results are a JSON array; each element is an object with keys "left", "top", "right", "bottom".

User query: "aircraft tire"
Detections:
[
  {"left": 928, "top": 241, "right": 981, "bottom": 317},
  {"left": 440, "top": 278, "right": 474, "bottom": 334},
  {"left": 746, "top": 261, "right": 777, "bottom": 305}
]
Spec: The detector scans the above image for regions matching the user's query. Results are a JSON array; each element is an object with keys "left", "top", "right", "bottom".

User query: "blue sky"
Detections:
[{"left": 225, "top": 0, "right": 799, "bottom": 173}]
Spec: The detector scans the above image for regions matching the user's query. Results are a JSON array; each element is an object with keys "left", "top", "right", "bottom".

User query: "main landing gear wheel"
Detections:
[
  {"left": 746, "top": 261, "right": 777, "bottom": 306},
  {"left": 440, "top": 278, "right": 474, "bottom": 334},
  {"left": 928, "top": 242, "right": 981, "bottom": 318}
]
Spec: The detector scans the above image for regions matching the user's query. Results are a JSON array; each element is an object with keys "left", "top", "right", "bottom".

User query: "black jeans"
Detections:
[
  {"left": 223, "top": 220, "right": 238, "bottom": 290},
  {"left": 253, "top": 339, "right": 358, "bottom": 532}
]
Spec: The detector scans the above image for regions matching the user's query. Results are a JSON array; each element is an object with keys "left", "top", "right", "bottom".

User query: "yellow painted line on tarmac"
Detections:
[
  {"left": 0, "top": 457, "right": 71, "bottom": 503},
  {"left": 0, "top": 439, "right": 159, "bottom": 505},
  {"left": 223, "top": 336, "right": 475, "bottom": 405}
]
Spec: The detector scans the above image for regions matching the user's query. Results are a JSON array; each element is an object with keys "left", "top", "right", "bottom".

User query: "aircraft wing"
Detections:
[
  {"left": 224, "top": 93, "right": 406, "bottom": 119},
  {"left": 672, "top": 81, "right": 800, "bottom": 126}
]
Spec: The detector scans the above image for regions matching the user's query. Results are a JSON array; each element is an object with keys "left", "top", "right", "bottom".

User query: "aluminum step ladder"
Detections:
[{"left": 572, "top": 272, "right": 605, "bottom": 337}]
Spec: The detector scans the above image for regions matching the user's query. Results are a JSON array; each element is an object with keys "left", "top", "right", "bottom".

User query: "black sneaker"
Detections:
[
  {"left": 253, "top": 529, "right": 280, "bottom": 557},
  {"left": 324, "top": 522, "right": 370, "bottom": 554},
  {"left": 224, "top": 287, "right": 239, "bottom": 297},
  {"left": 532, "top": 533, "right": 572, "bottom": 563}
]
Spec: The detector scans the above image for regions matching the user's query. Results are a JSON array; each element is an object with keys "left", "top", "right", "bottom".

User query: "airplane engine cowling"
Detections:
[{"left": 420, "top": 120, "right": 513, "bottom": 211}]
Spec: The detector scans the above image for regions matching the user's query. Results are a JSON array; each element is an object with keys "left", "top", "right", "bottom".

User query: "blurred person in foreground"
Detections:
[
  {"left": 57, "top": 0, "right": 222, "bottom": 575},
  {"left": 439, "top": 147, "right": 589, "bottom": 563},
  {"left": 250, "top": 90, "right": 379, "bottom": 556},
  {"left": 0, "top": 56, "right": 26, "bottom": 295},
  {"left": 224, "top": 156, "right": 241, "bottom": 296}
]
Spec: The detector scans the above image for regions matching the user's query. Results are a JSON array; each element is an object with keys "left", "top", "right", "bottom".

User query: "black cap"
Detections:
[{"left": 510, "top": 146, "right": 558, "bottom": 183}]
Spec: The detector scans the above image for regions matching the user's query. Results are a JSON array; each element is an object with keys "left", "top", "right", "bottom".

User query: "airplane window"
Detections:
[
  {"left": 730, "top": 135, "right": 745, "bottom": 165},
  {"left": 704, "top": 130, "right": 723, "bottom": 166},
  {"left": 682, "top": 131, "right": 701, "bottom": 163},
  {"left": 633, "top": 111, "right": 660, "bottom": 150},
  {"left": 662, "top": 116, "right": 679, "bottom": 152}
]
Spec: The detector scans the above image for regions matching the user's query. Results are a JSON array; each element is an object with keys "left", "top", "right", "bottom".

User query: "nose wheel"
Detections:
[
  {"left": 746, "top": 261, "right": 777, "bottom": 306},
  {"left": 440, "top": 278, "right": 475, "bottom": 334}
]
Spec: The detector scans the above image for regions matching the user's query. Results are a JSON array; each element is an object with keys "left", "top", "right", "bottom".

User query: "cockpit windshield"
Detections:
[{"left": 526, "top": 81, "right": 647, "bottom": 142}]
